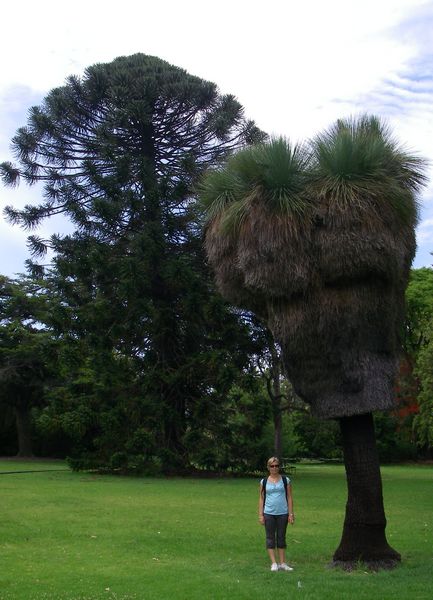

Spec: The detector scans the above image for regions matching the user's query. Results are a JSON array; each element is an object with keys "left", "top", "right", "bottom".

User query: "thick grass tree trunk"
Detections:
[{"left": 332, "top": 412, "right": 400, "bottom": 570}]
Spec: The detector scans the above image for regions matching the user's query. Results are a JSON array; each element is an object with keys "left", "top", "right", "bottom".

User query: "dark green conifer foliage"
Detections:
[
  {"left": 0, "top": 275, "right": 57, "bottom": 456},
  {"left": 1, "top": 54, "right": 265, "bottom": 468}
]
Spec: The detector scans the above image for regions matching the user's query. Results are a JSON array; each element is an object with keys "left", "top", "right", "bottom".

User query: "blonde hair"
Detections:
[{"left": 267, "top": 456, "right": 280, "bottom": 469}]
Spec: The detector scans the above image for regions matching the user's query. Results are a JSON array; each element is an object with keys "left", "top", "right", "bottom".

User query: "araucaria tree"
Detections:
[
  {"left": 199, "top": 119, "right": 426, "bottom": 569},
  {"left": 1, "top": 54, "right": 265, "bottom": 469}
]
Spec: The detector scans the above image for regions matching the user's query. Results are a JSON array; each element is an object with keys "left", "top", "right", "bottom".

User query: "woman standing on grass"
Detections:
[{"left": 258, "top": 457, "right": 294, "bottom": 571}]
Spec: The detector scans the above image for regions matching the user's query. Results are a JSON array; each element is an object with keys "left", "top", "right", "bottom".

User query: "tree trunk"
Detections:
[
  {"left": 143, "top": 140, "right": 187, "bottom": 470},
  {"left": 273, "top": 410, "right": 282, "bottom": 459},
  {"left": 332, "top": 412, "right": 400, "bottom": 570},
  {"left": 269, "top": 340, "right": 283, "bottom": 459},
  {"left": 15, "top": 404, "right": 34, "bottom": 457}
]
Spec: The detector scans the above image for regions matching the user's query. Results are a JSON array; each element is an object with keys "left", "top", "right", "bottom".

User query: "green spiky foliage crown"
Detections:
[
  {"left": 199, "top": 116, "right": 427, "bottom": 233},
  {"left": 309, "top": 115, "right": 426, "bottom": 224},
  {"left": 199, "top": 137, "right": 311, "bottom": 232}
]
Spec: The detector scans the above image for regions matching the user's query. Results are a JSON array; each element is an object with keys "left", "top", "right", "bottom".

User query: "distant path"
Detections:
[{"left": 0, "top": 469, "right": 70, "bottom": 475}]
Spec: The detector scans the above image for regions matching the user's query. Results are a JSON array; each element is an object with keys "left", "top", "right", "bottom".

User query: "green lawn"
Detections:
[{"left": 0, "top": 460, "right": 432, "bottom": 600}]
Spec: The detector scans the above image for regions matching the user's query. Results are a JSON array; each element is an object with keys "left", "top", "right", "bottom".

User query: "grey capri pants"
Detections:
[{"left": 264, "top": 513, "right": 288, "bottom": 549}]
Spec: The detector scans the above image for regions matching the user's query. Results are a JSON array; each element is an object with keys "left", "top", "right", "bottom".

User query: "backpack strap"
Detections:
[
  {"left": 282, "top": 475, "right": 288, "bottom": 503},
  {"left": 261, "top": 476, "right": 268, "bottom": 507}
]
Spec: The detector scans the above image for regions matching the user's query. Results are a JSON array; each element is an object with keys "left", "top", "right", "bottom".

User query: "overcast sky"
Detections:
[{"left": 1, "top": 0, "right": 432, "bottom": 276}]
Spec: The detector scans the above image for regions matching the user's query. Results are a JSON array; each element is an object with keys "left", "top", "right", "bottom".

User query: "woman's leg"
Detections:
[
  {"left": 264, "top": 515, "right": 277, "bottom": 564},
  {"left": 276, "top": 514, "right": 288, "bottom": 563}
]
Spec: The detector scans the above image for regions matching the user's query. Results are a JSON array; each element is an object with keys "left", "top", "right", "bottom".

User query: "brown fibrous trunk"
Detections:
[{"left": 332, "top": 412, "right": 400, "bottom": 570}]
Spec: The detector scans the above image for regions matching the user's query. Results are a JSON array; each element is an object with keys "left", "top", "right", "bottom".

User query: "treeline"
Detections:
[
  {"left": 1, "top": 55, "right": 432, "bottom": 472},
  {"left": 0, "top": 268, "right": 432, "bottom": 470}
]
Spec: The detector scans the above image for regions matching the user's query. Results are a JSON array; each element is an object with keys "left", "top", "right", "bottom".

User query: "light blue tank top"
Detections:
[{"left": 261, "top": 477, "right": 289, "bottom": 515}]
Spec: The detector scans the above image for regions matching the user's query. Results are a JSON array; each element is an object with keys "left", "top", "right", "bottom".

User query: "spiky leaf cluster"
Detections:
[
  {"left": 200, "top": 115, "right": 427, "bottom": 236},
  {"left": 310, "top": 115, "right": 426, "bottom": 223},
  {"left": 199, "top": 137, "right": 311, "bottom": 232}
]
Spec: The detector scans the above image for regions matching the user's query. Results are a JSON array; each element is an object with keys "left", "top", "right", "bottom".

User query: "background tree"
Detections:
[
  {"left": 403, "top": 267, "right": 433, "bottom": 356},
  {"left": 252, "top": 324, "right": 303, "bottom": 459},
  {"left": 413, "top": 316, "right": 433, "bottom": 454},
  {"left": 1, "top": 54, "right": 265, "bottom": 470},
  {"left": 389, "top": 267, "right": 433, "bottom": 454},
  {"left": 292, "top": 412, "right": 342, "bottom": 460},
  {"left": 199, "top": 121, "right": 426, "bottom": 569},
  {"left": 0, "top": 275, "right": 57, "bottom": 456},
  {"left": 408, "top": 267, "right": 433, "bottom": 454}
]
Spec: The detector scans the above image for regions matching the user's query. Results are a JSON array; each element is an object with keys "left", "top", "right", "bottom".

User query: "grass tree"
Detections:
[{"left": 199, "top": 118, "right": 426, "bottom": 569}]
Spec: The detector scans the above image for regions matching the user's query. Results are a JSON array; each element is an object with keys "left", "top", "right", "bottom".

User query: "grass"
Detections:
[{"left": 0, "top": 461, "right": 432, "bottom": 600}]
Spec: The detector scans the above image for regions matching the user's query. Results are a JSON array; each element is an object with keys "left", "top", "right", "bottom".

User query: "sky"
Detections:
[{"left": 1, "top": 0, "right": 432, "bottom": 276}]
